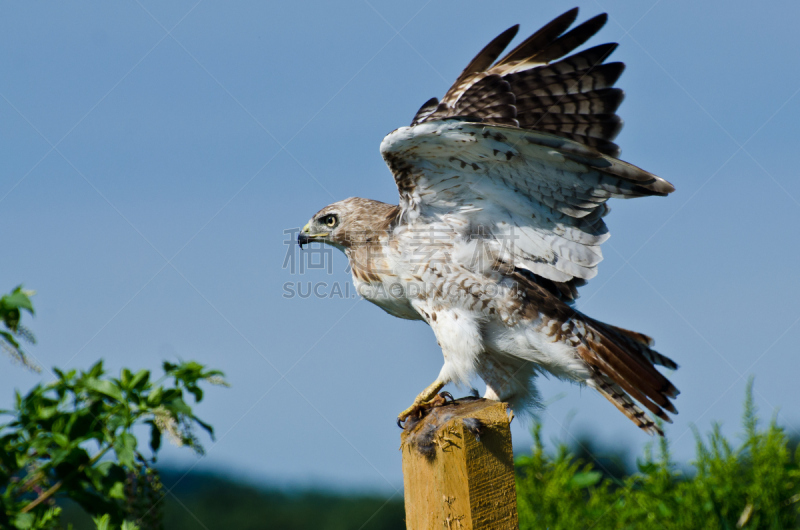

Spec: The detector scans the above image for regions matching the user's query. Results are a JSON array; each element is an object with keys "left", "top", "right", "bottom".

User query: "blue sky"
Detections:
[{"left": 2, "top": 0, "right": 800, "bottom": 495}]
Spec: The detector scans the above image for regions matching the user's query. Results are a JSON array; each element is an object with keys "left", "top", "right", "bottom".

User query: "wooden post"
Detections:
[{"left": 400, "top": 398, "right": 518, "bottom": 530}]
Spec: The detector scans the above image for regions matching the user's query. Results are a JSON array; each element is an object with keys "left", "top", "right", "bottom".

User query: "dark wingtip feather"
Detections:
[
  {"left": 454, "top": 24, "right": 520, "bottom": 86},
  {"left": 534, "top": 13, "right": 609, "bottom": 64},
  {"left": 412, "top": 9, "right": 639, "bottom": 160},
  {"left": 496, "top": 8, "right": 580, "bottom": 68}
]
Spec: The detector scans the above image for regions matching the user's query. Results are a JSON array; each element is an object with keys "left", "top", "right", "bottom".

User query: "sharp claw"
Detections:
[{"left": 397, "top": 393, "right": 457, "bottom": 429}]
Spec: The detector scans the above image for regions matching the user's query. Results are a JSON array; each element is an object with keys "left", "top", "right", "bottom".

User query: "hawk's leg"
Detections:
[
  {"left": 397, "top": 380, "right": 450, "bottom": 426},
  {"left": 398, "top": 305, "right": 483, "bottom": 426}
]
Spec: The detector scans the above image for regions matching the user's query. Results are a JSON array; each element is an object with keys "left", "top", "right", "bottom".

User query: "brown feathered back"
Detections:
[{"left": 411, "top": 8, "right": 626, "bottom": 157}]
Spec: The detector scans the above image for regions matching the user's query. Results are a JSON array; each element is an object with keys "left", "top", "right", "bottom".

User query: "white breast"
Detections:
[{"left": 354, "top": 274, "right": 424, "bottom": 320}]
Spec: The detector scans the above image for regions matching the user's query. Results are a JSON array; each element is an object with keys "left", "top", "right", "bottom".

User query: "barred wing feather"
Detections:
[
  {"left": 380, "top": 120, "right": 673, "bottom": 285},
  {"left": 413, "top": 8, "right": 628, "bottom": 157},
  {"left": 391, "top": 8, "right": 675, "bottom": 293}
]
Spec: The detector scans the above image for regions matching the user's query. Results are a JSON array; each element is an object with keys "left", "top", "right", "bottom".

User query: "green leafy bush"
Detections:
[
  {"left": 516, "top": 381, "right": 800, "bottom": 529},
  {"left": 0, "top": 359, "right": 226, "bottom": 529},
  {"left": 0, "top": 285, "right": 226, "bottom": 529}
]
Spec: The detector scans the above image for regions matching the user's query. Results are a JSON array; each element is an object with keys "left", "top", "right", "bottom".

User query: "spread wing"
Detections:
[
  {"left": 381, "top": 121, "right": 673, "bottom": 291},
  {"left": 380, "top": 9, "right": 674, "bottom": 298},
  {"left": 411, "top": 8, "right": 627, "bottom": 157}
]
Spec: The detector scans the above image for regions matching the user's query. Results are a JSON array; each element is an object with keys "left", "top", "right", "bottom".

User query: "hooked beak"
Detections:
[
  {"left": 297, "top": 223, "right": 328, "bottom": 248},
  {"left": 297, "top": 232, "right": 310, "bottom": 248}
]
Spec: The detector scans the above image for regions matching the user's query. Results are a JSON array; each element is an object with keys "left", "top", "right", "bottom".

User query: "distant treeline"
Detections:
[{"left": 60, "top": 471, "right": 406, "bottom": 530}]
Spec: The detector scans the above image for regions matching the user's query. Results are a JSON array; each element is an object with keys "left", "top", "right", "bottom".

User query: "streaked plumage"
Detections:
[{"left": 299, "top": 8, "right": 678, "bottom": 435}]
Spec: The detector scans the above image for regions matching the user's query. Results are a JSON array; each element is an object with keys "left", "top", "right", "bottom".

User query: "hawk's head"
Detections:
[{"left": 298, "top": 197, "right": 400, "bottom": 251}]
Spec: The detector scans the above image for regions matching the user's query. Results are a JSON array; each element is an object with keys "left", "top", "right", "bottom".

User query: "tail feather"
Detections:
[
  {"left": 579, "top": 341, "right": 675, "bottom": 420},
  {"left": 606, "top": 323, "right": 680, "bottom": 371},
  {"left": 587, "top": 368, "right": 664, "bottom": 436},
  {"left": 575, "top": 317, "right": 679, "bottom": 436},
  {"left": 584, "top": 323, "right": 678, "bottom": 402}
]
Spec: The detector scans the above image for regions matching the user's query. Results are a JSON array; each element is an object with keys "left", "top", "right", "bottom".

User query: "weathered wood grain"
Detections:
[{"left": 400, "top": 398, "right": 518, "bottom": 529}]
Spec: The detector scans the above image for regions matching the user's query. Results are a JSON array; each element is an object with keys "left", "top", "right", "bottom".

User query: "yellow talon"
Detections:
[{"left": 397, "top": 380, "right": 446, "bottom": 426}]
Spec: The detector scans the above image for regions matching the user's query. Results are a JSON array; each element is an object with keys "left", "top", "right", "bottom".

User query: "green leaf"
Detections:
[
  {"left": 188, "top": 386, "right": 203, "bottom": 402},
  {"left": 569, "top": 470, "right": 602, "bottom": 489},
  {"left": 0, "top": 330, "right": 20, "bottom": 349},
  {"left": 164, "top": 396, "right": 192, "bottom": 415},
  {"left": 38, "top": 405, "right": 59, "bottom": 420},
  {"left": 53, "top": 432, "right": 70, "bottom": 447},
  {"left": 113, "top": 432, "right": 136, "bottom": 468},
  {"left": 84, "top": 378, "right": 124, "bottom": 402},
  {"left": 193, "top": 415, "right": 215, "bottom": 438},
  {"left": 87, "top": 360, "right": 105, "bottom": 378},
  {"left": 108, "top": 480, "right": 126, "bottom": 500},
  {"left": 121, "top": 369, "right": 132, "bottom": 388},
  {"left": 146, "top": 386, "right": 163, "bottom": 407},
  {"left": 12, "top": 512, "right": 35, "bottom": 529},
  {"left": 92, "top": 514, "right": 111, "bottom": 530},
  {"left": 1, "top": 286, "right": 35, "bottom": 315},
  {"left": 129, "top": 369, "right": 150, "bottom": 390}
]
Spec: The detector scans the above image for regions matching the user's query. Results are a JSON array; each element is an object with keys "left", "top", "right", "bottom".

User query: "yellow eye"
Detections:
[{"left": 325, "top": 215, "right": 338, "bottom": 228}]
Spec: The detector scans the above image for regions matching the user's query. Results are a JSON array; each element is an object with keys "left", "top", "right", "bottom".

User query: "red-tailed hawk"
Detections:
[{"left": 299, "top": 8, "right": 678, "bottom": 435}]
